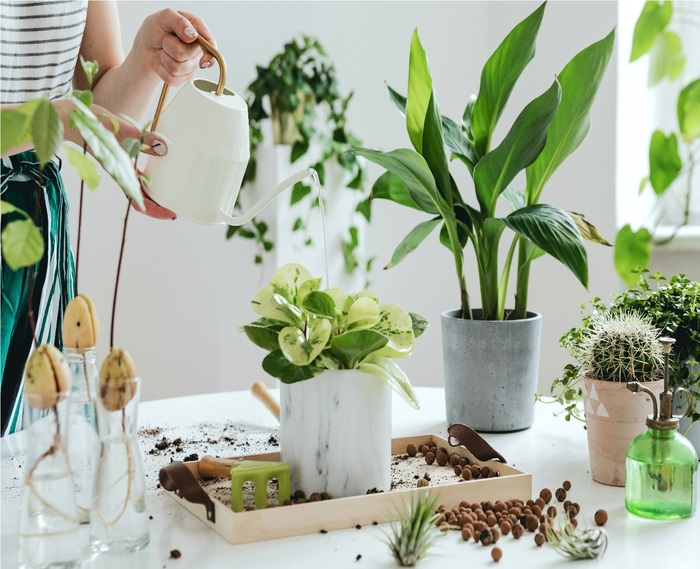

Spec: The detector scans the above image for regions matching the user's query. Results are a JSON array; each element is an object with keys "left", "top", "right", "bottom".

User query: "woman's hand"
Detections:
[{"left": 132, "top": 9, "right": 217, "bottom": 86}]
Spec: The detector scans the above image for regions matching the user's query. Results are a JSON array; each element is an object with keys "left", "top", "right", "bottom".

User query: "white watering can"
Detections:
[{"left": 144, "top": 37, "right": 313, "bottom": 226}]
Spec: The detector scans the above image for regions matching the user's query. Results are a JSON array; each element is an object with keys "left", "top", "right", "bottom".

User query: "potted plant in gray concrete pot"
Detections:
[{"left": 353, "top": 2, "right": 615, "bottom": 431}]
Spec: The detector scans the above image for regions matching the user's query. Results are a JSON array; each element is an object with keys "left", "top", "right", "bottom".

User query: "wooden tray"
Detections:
[{"left": 161, "top": 434, "right": 531, "bottom": 544}]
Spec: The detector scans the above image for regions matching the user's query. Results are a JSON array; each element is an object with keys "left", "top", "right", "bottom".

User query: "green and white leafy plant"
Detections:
[
  {"left": 353, "top": 2, "right": 615, "bottom": 321},
  {"left": 243, "top": 263, "right": 426, "bottom": 408}
]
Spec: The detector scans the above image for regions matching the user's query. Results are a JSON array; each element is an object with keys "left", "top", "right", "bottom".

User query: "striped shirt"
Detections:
[{"left": 0, "top": 0, "right": 88, "bottom": 104}]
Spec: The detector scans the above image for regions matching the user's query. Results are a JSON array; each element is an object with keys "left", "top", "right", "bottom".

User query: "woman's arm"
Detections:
[{"left": 76, "top": 1, "right": 216, "bottom": 122}]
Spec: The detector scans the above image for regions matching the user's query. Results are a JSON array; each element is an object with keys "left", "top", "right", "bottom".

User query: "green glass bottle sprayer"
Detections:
[{"left": 625, "top": 337, "right": 697, "bottom": 519}]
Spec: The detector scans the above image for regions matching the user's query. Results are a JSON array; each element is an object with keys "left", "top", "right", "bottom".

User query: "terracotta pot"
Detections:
[{"left": 583, "top": 375, "right": 664, "bottom": 486}]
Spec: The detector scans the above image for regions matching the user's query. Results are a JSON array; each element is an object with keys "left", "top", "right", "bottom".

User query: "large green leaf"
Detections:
[
  {"left": 525, "top": 29, "right": 615, "bottom": 204},
  {"left": 68, "top": 96, "right": 142, "bottom": 208},
  {"left": 630, "top": 0, "right": 673, "bottom": 62},
  {"left": 386, "top": 218, "right": 441, "bottom": 269},
  {"left": 471, "top": 2, "right": 546, "bottom": 158},
  {"left": 279, "top": 319, "right": 332, "bottom": 366},
  {"left": 1, "top": 109, "right": 31, "bottom": 155},
  {"left": 503, "top": 204, "right": 588, "bottom": 288},
  {"left": 359, "top": 353, "right": 419, "bottom": 409},
  {"left": 474, "top": 79, "right": 561, "bottom": 215},
  {"left": 406, "top": 29, "right": 433, "bottom": 154},
  {"left": 371, "top": 171, "right": 422, "bottom": 211},
  {"left": 614, "top": 224, "right": 652, "bottom": 287},
  {"left": 648, "top": 30, "right": 685, "bottom": 86},
  {"left": 1, "top": 218, "right": 44, "bottom": 270},
  {"left": 330, "top": 329, "right": 388, "bottom": 369},
  {"left": 64, "top": 145, "right": 100, "bottom": 190},
  {"left": 251, "top": 263, "right": 315, "bottom": 325},
  {"left": 262, "top": 350, "right": 318, "bottom": 383},
  {"left": 30, "top": 98, "right": 63, "bottom": 168},
  {"left": 353, "top": 148, "right": 444, "bottom": 214},
  {"left": 649, "top": 130, "right": 682, "bottom": 195},
  {"left": 678, "top": 78, "right": 700, "bottom": 142}
]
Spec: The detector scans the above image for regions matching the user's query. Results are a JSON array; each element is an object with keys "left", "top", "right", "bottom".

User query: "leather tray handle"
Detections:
[
  {"left": 447, "top": 423, "right": 507, "bottom": 463},
  {"left": 159, "top": 461, "right": 216, "bottom": 523}
]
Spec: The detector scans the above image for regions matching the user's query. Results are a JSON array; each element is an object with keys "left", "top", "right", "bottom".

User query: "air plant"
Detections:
[
  {"left": 384, "top": 493, "right": 444, "bottom": 567},
  {"left": 545, "top": 519, "right": 609, "bottom": 560}
]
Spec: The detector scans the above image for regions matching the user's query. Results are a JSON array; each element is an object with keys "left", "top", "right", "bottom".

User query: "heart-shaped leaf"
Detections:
[
  {"left": 347, "top": 296, "right": 380, "bottom": 330},
  {"left": 371, "top": 303, "right": 415, "bottom": 358},
  {"left": 331, "top": 329, "right": 388, "bottom": 369},
  {"left": 301, "top": 290, "right": 336, "bottom": 319},
  {"left": 262, "top": 350, "right": 318, "bottom": 383}
]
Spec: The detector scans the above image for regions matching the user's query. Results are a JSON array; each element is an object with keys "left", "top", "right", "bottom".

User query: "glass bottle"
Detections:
[
  {"left": 64, "top": 347, "right": 99, "bottom": 524},
  {"left": 18, "top": 392, "right": 84, "bottom": 568},
  {"left": 625, "top": 337, "right": 698, "bottom": 520},
  {"left": 90, "top": 376, "right": 149, "bottom": 554}
]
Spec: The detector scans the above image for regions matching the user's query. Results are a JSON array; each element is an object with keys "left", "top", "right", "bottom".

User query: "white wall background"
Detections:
[{"left": 63, "top": 0, "right": 624, "bottom": 403}]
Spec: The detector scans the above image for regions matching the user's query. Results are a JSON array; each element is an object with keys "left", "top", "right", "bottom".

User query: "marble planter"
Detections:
[
  {"left": 280, "top": 370, "right": 391, "bottom": 499},
  {"left": 583, "top": 375, "right": 664, "bottom": 486},
  {"left": 441, "top": 309, "right": 542, "bottom": 432}
]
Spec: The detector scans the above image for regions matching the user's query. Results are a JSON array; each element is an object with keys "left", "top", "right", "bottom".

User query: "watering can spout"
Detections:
[{"left": 218, "top": 168, "right": 316, "bottom": 227}]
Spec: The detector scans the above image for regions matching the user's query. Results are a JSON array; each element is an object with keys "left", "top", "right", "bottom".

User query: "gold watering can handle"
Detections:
[{"left": 151, "top": 35, "right": 227, "bottom": 131}]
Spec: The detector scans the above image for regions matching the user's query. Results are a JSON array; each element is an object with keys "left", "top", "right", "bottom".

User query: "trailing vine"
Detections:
[{"left": 226, "top": 35, "right": 372, "bottom": 279}]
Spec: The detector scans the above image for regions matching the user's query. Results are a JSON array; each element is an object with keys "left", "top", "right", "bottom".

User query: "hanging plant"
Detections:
[{"left": 226, "top": 35, "right": 372, "bottom": 278}]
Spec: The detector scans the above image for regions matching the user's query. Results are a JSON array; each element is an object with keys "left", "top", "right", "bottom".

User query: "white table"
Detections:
[{"left": 2, "top": 387, "right": 699, "bottom": 568}]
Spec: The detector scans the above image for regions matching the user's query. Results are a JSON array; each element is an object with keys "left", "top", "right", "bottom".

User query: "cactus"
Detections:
[{"left": 580, "top": 312, "right": 663, "bottom": 382}]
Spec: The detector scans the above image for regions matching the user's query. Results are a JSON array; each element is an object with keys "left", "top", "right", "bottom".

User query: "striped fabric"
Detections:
[
  {"left": 0, "top": 0, "right": 88, "bottom": 104},
  {"left": 1, "top": 152, "right": 75, "bottom": 435}
]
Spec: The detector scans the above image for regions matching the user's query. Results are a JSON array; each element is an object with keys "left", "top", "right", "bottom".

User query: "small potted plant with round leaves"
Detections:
[{"left": 243, "top": 263, "right": 426, "bottom": 499}]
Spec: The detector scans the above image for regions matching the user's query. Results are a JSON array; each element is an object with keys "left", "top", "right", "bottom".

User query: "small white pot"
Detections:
[{"left": 280, "top": 369, "right": 391, "bottom": 499}]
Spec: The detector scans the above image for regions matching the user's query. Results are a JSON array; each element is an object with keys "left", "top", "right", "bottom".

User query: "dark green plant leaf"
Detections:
[
  {"left": 386, "top": 218, "right": 441, "bottom": 269},
  {"left": 290, "top": 181, "right": 311, "bottom": 205},
  {"left": 330, "top": 329, "right": 388, "bottom": 369},
  {"left": 614, "top": 224, "right": 652, "bottom": 287},
  {"left": 69, "top": 97, "right": 142, "bottom": 207},
  {"left": 678, "top": 78, "right": 700, "bottom": 142},
  {"left": 406, "top": 29, "right": 433, "bottom": 154},
  {"left": 353, "top": 148, "right": 444, "bottom": 214},
  {"left": 648, "top": 30, "right": 685, "bottom": 86},
  {"left": 387, "top": 84, "right": 407, "bottom": 116},
  {"left": 301, "top": 291, "right": 336, "bottom": 319},
  {"left": 568, "top": 212, "right": 612, "bottom": 246},
  {"left": 30, "top": 98, "right": 63, "bottom": 168},
  {"left": 356, "top": 198, "right": 372, "bottom": 221},
  {"left": 471, "top": 2, "right": 546, "bottom": 158},
  {"left": 1, "top": 109, "right": 32, "bottom": 155},
  {"left": 262, "top": 350, "right": 318, "bottom": 383},
  {"left": 370, "top": 171, "right": 421, "bottom": 211},
  {"left": 1, "top": 218, "right": 44, "bottom": 270},
  {"left": 526, "top": 29, "right": 615, "bottom": 204},
  {"left": 474, "top": 79, "right": 561, "bottom": 215},
  {"left": 422, "top": 94, "right": 452, "bottom": 203},
  {"left": 649, "top": 130, "right": 682, "bottom": 195},
  {"left": 64, "top": 145, "right": 100, "bottom": 190},
  {"left": 503, "top": 204, "right": 588, "bottom": 288},
  {"left": 630, "top": 0, "right": 673, "bottom": 61},
  {"left": 243, "top": 318, "right": 285, "bottom": 352}
]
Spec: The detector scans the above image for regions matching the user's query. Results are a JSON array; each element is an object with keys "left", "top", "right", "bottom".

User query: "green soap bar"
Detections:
[{"left": 230, "top": 460, "right": 291, "bottom": 513}]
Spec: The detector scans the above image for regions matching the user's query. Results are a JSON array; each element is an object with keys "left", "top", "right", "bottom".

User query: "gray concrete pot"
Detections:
[{"left": 441, "top": 309, "right": 542, "bottom": 432}]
